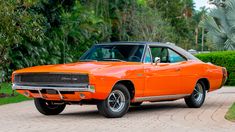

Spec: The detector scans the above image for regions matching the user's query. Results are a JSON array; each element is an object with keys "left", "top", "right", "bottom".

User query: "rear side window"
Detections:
[
  {"left": 168, "top": 49, "right": 186, "bottom": 63},
  {"left": 149, "top": 46, "right": 186, "bottom": 63}
]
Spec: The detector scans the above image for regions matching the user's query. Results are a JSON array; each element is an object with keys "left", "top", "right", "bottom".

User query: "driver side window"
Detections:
[{"left": 150, "top": 46, "right": 168, "bottom": 63}]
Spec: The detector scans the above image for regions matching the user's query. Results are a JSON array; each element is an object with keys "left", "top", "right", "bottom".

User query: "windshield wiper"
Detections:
[
  {"left": 101, "top": 59, "right": 126, "bottom": 62},
  {"left": 79, "top": 59, "right": 98, "bottom": 62}
]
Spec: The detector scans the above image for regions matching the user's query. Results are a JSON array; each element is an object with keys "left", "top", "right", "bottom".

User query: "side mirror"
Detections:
[{"left": 154, "top": 57, "right": 160, "bottom": 65}]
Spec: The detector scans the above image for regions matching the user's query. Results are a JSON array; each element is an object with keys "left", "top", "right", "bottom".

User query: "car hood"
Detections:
[{"left": 13, "top": 61, "right": 142, "bottom": 74}]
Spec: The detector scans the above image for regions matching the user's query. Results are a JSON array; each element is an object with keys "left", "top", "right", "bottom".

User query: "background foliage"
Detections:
[
  {"left": 0, "top": 0, "right": 234, "bottom": 82},
  {"left": 196, "top": 51, "right": 235, "bottom": 86},
  {"left": 1, "top": 0, "right": 199, "bottom": 81},
  {"left": 200, "top": 0, "right": 235, "bottom": 50}
]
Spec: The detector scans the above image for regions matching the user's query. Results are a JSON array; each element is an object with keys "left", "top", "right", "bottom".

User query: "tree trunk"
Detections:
[
  {"left": 201, "top": 27, "right": 205, "bottom": 51},
  {"left": 195, "top": 26, "right": 199, "bottom": 49}
]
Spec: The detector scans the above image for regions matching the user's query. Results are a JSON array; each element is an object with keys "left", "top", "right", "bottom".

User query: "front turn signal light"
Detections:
[{"left": 89, "top": 85, "right": 95, "bottom": 92}]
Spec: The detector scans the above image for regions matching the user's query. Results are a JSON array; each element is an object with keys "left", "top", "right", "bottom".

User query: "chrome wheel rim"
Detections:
[
  {"left": 107, "top": 90, "right": 125, "bottom": 112},
  {"left": 193, "top": 83, "right": 204, "bottom": 102}
]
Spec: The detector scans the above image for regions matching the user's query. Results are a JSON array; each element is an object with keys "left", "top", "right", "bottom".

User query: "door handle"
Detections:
[{"left": 145, "top": 69, "right": 153, "bottom": 73}]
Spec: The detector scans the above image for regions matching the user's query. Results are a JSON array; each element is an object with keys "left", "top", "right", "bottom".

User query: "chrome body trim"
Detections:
[
  {"left": 12, "top": 84, "right": 95, "bottom": 93},
  {"left": 140, "top": 44, "right": 147, "bottom": 63},
  {"left": 143, "top": 45, "right": 153, "bottom": 64},
  {"left": 134, "top": 94, "right": 190, "bottom": 102}
]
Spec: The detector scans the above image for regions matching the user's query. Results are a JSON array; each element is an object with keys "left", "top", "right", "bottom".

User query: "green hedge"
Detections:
[{"left": 196, "top": 51, "right": 235, "bottom": 86}]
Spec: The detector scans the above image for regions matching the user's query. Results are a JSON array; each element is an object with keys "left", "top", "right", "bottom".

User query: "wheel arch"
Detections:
[
  {"left": 198, "top": 78, "right": 210, "bottom": 91},
  {"left": 114, "top": 80, "right": 135, "bottom": 100}
]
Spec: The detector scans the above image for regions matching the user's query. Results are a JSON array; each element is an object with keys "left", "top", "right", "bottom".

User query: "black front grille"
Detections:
[{"left": 14, "top": 73, "right": 89, "bottom": 86}]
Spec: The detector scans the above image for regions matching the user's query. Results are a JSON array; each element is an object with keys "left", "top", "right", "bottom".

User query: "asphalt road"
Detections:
[{"left": 0, "top": 87, "right": 235, "bottom": 132}]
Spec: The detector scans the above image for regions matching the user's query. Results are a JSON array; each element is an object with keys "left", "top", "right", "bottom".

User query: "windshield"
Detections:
[{"left": 80, "top": 44, "right": 145, "bottom": 62}]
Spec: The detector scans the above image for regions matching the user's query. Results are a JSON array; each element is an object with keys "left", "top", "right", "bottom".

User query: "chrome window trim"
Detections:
[
  {"left": 143, "top": 45, "right": 153, "bottom": 64},
  {"left": 80, "top": 44, "right": 146, "bottom": 63},
  {"left": 97, "top": 42, "right": 146, "bottom": 45},
  {"left": 140, "top": 44, "right": 147, "bottom": 63}
]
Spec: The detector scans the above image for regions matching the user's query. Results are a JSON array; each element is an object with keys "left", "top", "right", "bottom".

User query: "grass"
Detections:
[
  {"left": 225, "top": 103, "right": 235, "bottom": 122},
  {"left": 0, "top": 83, "right": 31, "bottom": 105}
]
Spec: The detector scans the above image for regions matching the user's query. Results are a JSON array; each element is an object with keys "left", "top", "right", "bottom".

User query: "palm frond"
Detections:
[
  {"left": 210, "top": 8, "right": 230, "bottom": 33},
  {"left": 225, "top": 0, "right": 235, "bottom": 28},
  {"left": 224, "top": 39, "right": 235, "bottom": 50},
  {"left": 201, "top": 0, "right": 235, "bottom": 50}
]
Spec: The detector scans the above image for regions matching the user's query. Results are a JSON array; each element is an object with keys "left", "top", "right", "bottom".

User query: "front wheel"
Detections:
[
  {"left": 34, "top": 98, "right": 66, "bottom": 115},
  {"left": 184, "top": 81, "right": 206, "bottom": 108},
  {"left": 97, "top": 84, "right": 130, "bottom": 118}
]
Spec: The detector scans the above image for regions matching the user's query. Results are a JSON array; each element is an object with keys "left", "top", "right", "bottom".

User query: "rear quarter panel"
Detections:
[
  {"left": 204, "top": 63, "right": 223, "bottom": 91},
  {"left": 180, "top": 60, "right": 223, "bottom": 94}
]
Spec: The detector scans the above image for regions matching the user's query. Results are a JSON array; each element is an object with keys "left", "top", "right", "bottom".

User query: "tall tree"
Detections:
[
  {"left": 146, "top": 0, "right": 196, "bottom": 49},
  {"left": 91, "top": 0, "right": 176, "bottom": 42},
  {"left": 5, "top": 0, "right": 109, "bottom": 81},
  {"left": 0, "top": 0, "right": 46, "bottom": 79},
  {"left": 193, "top": 7, "right": 208, "bottom": 50}
]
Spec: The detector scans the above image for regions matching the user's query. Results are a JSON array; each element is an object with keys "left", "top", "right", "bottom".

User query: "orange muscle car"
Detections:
[{"left": 12, "top": 42, "right": 227, "bottom": 118}]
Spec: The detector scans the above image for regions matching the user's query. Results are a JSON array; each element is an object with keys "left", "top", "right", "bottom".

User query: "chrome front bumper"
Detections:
[
  {"left": 12, "top": 84, "right": 95, "bottom": 100},
  {"left": 12, "top": 84, "right": 95, "bottom": 92}
]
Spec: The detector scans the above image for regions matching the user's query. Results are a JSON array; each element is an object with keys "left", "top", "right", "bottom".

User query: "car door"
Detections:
[
  {"left": 166, "top": 48, "right": 190, "bottom": 94},
  {"left": 143, "top": 46, "right": 186, "bottom": 96}
]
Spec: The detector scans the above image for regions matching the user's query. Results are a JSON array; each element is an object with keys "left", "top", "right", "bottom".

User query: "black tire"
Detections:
[
  {"left": 184, "top": 81, "right": 206, "bottom": 108},
  {"left": 97, "top": 84, "right": 130, "bottom": 118},
  {"left": 34, "top": 98, "right": 66, "bottom": 115},
  {"left": 130, "top": 102, "right": 142, "bottom": 107}
]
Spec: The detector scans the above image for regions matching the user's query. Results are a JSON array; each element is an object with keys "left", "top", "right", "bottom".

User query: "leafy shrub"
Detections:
[
  {"left": 3, "top": 0, "right": 109, "bottom": 81},
  {"left": 196, "top": 51, "right": 235, "bottom": 86}
]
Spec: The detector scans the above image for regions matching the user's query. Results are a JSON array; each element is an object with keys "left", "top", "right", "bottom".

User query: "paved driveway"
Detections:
[{"left": 0, "top": 87, "right": 235, "bottom": 132}]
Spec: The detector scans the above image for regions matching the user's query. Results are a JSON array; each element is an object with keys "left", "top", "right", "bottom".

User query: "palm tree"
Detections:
[
  {"left": 200, "top": 0, "right": 235, "bottom": 50},
  {"left": 193, "top": 7, "right": 208, "bottom": 50}
]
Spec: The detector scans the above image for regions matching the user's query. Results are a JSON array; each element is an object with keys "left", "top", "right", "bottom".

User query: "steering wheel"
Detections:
[{"left": 129, "top": 56, "right": 141, "bottom": 62}]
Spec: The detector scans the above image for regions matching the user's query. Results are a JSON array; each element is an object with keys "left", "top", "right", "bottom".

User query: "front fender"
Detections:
[
  {"left": 90, "top": 65, "right": 145, "bottom": 100},
  {"left": 89, "top": 74, "right": 120, "bottom": 100}
]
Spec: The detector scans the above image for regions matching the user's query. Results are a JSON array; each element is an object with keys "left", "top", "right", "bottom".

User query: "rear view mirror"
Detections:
[{"left": 154, "top": 57, "right": 160, "bottom": 65}]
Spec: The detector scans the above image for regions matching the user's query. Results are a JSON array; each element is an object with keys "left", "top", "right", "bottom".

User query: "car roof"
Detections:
[
  {"left": 97, "top": 41, "right": 163, "bottom": 45},
  {"left": 97, "top": 41, "right": 180, "bottom": 48}
]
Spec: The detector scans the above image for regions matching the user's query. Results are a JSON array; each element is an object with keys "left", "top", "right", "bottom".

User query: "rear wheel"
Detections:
[
  {"left": 97, "top": 84, "right": 130, "bottom": 118},
  {"left": 184, "top": 81, "right": 206, "bottom": 108},
  {"left": 34, "top": 98, "right": 66, "bottom": 115}
]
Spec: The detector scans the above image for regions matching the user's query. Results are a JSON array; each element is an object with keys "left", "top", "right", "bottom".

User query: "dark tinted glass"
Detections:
[
  {"left": 80, "top": 45, "right": 144, "bottom": 62},
  {"left": 150, "top": 47, "right": 168, "bottom": 63}
]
